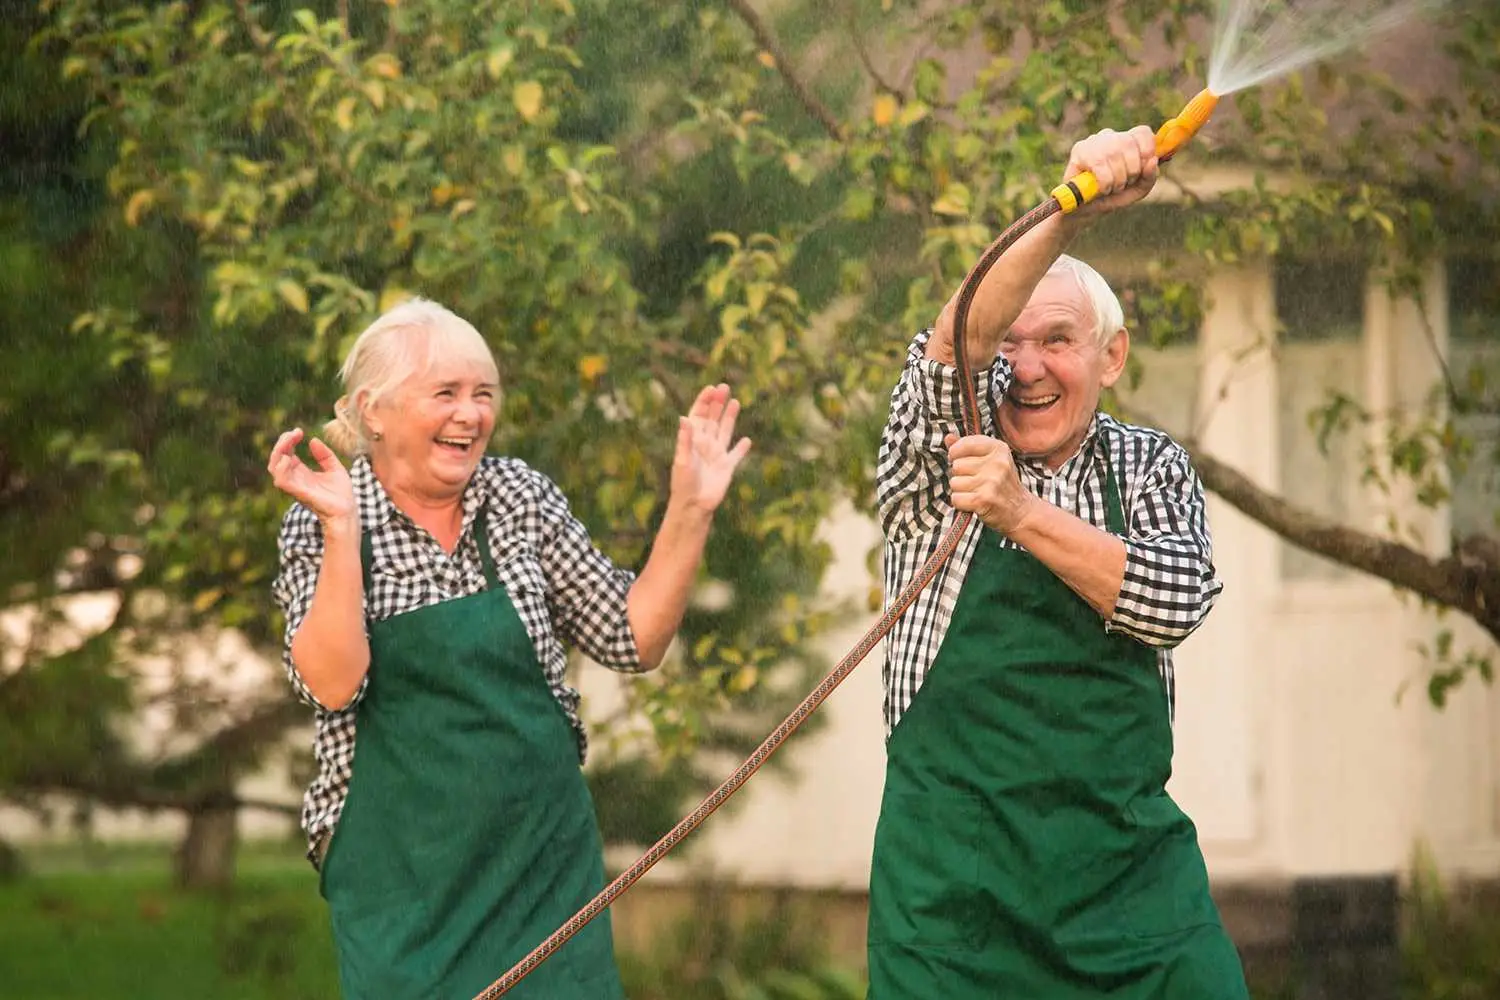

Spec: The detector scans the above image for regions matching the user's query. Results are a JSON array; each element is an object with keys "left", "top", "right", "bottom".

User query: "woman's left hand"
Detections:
[{"left": 671, "top": 384, "right": 753, "bottom": 513}]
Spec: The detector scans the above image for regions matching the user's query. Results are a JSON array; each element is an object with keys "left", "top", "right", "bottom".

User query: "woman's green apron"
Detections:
[
  {"left": 319, "top": 510, "right": 624, "bottom": 999},
  {"left": 868, "top": 450, "right": 1248, "bottom": 998}
]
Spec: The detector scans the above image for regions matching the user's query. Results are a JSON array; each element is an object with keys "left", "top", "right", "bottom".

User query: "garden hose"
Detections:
[{"left": 472, "top": 92, "right": 1214, "bottom": 999}]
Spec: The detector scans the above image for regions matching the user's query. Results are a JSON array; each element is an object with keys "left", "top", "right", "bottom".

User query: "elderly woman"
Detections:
[{"left": 268, "top": 298, "right": 751, "bottom": 999}]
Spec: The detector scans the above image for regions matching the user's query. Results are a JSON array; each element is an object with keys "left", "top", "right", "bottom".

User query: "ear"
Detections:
[
  {"left": 357, "top": 389, "right": 386, "bottom": 442},
  {"left": 1097, "top": 327, "right": 1129, "bottom": 389}
]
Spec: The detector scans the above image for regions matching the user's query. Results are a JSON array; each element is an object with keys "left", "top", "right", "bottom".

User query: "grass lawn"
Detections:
[{"left": 1, "top": 841, "right": 339, "bottom": 1000}]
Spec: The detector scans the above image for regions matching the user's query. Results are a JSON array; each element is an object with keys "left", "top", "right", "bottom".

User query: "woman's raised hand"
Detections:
[
  {"left": 670, "top": 384, "right": 753, "bottom": 513},
  {"left": 268, "top": 428, "right": 357, "bottom": 526}
]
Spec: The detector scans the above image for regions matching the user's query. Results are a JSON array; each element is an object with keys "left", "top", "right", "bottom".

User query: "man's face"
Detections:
[{"left": 996, "top": 273, "right": 1127, "bottom": 470}]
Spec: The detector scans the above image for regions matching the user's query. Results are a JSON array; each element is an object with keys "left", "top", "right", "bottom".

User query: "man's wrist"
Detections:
[{"left": 992, "top": 492, "right": 1042, "bottom": 539}]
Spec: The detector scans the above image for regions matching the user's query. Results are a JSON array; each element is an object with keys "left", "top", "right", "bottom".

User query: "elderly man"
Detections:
[{"left": 867, "top": 126, "right": 1250, "bottom": 998}]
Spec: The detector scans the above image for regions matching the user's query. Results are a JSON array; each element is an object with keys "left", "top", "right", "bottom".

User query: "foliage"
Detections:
[
  {"left": 1401, "top": 852, "right": 1500, "bottom": 1000},
  {"left": 0, "top": 862, "right": 339, "bottom": 999},
  {"left": 13, "top": 0, "right": 860, "bottom": 849},
  {"left": 618, "top": 882, "right": 866, "bottom": 1000},
  {"left": 7, "top": 0, "right": 1500, "bottom": 866}
]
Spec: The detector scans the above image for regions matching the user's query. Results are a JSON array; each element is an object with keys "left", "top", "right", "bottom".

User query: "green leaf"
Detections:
[
  {"left": 486, "top": 47, "right": 515, "bottom": 80},
  {"left": 931, "top": 182, "right": 971, "bottom": 217},
  {"left": 514, "top": 80, "right": 544, "bottom": 122},
  {"left": 276, "top": 279, "right": 310, "bottom": 314},
  {"left": 719, "top": 304, "right": 750, "bottom": 340}
]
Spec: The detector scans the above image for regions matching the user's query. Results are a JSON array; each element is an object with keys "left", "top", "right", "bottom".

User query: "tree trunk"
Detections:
[{"left": 175, "top": 802, "right": 238, "bottom": 890}]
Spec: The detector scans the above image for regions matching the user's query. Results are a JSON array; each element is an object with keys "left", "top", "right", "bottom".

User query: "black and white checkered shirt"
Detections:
[
  {"left": 271, "top": 455, "right": 641, "bottom": 858},
  {"left": 877, "top": 328, "right": 1223, "bottom": 736}
]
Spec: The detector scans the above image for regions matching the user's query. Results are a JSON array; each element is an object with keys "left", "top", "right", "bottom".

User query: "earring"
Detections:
[{"left": 371, "top": 431, "right": 383, "bottom": 442}]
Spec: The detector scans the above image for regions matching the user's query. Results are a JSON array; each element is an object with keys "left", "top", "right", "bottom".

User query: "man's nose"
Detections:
[{"left": 1009, "top": 343, "right": 1046, "bottom": 382}]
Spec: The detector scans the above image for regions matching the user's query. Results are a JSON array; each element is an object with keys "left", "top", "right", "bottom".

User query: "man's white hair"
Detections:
[
  {"left": 1045, "top": 254, "right": 1125, "bottom": 347},
  {"left": 322, "top": 297, "right": 500, "bottom": 456}
]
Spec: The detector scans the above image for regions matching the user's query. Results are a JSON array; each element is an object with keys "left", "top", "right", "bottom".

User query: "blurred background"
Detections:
[{"left": 2, "top": 0, "right": 1498, "bottom": 997}]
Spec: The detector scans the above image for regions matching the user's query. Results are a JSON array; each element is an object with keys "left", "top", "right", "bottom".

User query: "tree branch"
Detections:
[
  {"left": 148, "top": 698, "right": 308, "bottom": 791},
  {"left": 11, "top": 777, "right": 299, "bottom": 817},
  {"left": 842, "top": 2, "right": 899, "bottom": 95},
  {"left": 724, "top": 0, "right": 844, "bottom": 142},
  {"left": 1177, "top": 436, "right": 1500, "bottom": 645}
]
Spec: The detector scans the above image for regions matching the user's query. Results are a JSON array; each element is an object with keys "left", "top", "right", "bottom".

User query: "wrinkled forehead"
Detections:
[
  {"left": 1010, "top": 273, "right": 1097, "bottom": 337},
  {"left": 398, "top": 327, "right": 500, "bottom": 389}
]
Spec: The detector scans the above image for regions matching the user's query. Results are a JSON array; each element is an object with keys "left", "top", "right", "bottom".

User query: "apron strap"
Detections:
[
  {"left": 473, "top": 507, "right": 501, "bottom": 591},
  {"left": 356, "top": 502, "right": 501, "bottom": 601},
  {"left": 359, "top": 527, "right": 375, "bottom": 597},
  {"left": 1101, "top": 431, "right": 1127, "bottom": 537}
]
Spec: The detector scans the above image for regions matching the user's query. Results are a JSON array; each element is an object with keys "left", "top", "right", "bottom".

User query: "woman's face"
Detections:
[{"left": 368, "top": 355, "right": 498, "bottom": 503}]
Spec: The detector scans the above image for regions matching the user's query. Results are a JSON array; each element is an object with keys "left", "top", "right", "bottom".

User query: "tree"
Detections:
[
  {"left": 685, "top": 0, "right": 1500, "bottom": 677},
  {"left": 11, "top": 0, "right": 1498, "bottom": 885},
  {"left": 10, "top": 0, "right": 857, "bottom": 883}
]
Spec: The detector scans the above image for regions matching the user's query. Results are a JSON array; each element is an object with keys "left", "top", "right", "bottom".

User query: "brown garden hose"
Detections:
[{"left": 472, "top": 192, "right": 1066, "bottom": 999}]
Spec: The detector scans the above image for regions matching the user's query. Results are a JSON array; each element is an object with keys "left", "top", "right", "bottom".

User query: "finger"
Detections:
[
  {"left": 949, "top": 457, "right": 989, "bottom": 479},
  {"left": 717, "top": 395, "right": 741, "bottom": 449},
  {"left": 1104, "top": 143, "right": 1130, "bottom": 194},
  {"left": 267, "top": 428, "right": 303, "bottom": 468},
  {"left": 307, "top": 437, "right": 344, "bottom": 471},
  {"left": 1080, "top": 131, "right": 1116, "bottom": 191},
  {"left": 943, "top": 432, "right": 959, "bottom": 449},
  {"left": 1131, "top": 124, "right": 1156, "bottom": 164},
  {"left": 270, "top": 456, "right": 298, "bottom": 492},
  {"left": 946, "top": 434, "right": 998, "bottom": 459},
  {"left": 950, "top": 490, "right": 981, "bottom": 514},
  {"left": 709, "top": 382, "right": 730, "bottom": 426},
  {"left": 689, "top": 385, "right": 717, "bottom": 421},
  {"left": 675, "top": 416, "right": 693, "bottom": 458},
  {"left": 1118, "top": 136, "right": 1143, "bottom": 187},
  {"left": 727, "top": 436, "right": 753, "bottom": 468},
  {"left": 268, "top": 443, "right": 301, "bottom": 480}
]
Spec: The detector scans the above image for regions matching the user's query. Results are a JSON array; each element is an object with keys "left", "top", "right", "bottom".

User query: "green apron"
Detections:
[
  {"left": 318, "top": 510, "right": 625, "bottom": 1000},
  {"left": 868, "top": 453, "right": 1248, "bottom": 999}
]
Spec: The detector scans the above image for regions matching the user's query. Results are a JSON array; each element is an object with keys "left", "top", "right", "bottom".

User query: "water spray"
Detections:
[{"left": 471, "top": 2, "right": 1448, "bottom": 995}]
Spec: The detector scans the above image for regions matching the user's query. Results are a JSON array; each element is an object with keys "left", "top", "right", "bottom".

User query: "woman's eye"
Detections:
[{"left": 436, "top": 389, "right": 454, "bottom": 399}]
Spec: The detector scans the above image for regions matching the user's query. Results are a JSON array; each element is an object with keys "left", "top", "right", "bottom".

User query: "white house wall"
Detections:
[{"left": 595, "top": 257, "right": 1500, "bottom": 892}]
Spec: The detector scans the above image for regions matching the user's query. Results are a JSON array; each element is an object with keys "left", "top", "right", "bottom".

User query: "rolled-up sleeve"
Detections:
[
  {"left": 271, "top": 504, "right": 367, "bottom": 710},
  {"left": 1110, "top": 443, "right": 1223, "bottom": 647},
  {"left": 876, "top": 328, "right": 1014, "bottom": 541},
  {"left": 530, "top": 470, "right": 643, "bottom": 672}
]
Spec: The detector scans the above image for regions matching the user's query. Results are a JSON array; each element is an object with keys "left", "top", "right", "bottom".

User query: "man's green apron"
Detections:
[
  {"left": 868, "top": 450, "right": 1249, "bottom": 998},
  {"left": 318, "top": 510, "right": 625, "bottom": 999}
]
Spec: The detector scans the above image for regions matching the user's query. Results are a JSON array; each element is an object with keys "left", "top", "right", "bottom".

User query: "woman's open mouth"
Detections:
[{"left": 435, "top": 436, "right": 474, "bottom": 456}]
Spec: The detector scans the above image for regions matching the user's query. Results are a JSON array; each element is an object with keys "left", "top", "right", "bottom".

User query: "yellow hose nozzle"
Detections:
[{"left": 1051, "top": 88, "right": 1219, "bottom": 213}]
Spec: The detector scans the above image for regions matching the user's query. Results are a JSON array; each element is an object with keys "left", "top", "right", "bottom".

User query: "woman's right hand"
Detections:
[{"left": 268, "top": 428, "right": 356, "bottom": 526}]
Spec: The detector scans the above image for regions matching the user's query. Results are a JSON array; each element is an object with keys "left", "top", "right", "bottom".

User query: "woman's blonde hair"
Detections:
[{"left": 322, "top": 298, "right": 500, "bottom": 456}]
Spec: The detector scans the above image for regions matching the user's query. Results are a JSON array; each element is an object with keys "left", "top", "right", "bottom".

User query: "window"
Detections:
[
  {"left": 1446, "top": 257, "right": 1500, "bottom": 541},
  {"left": 1274, "top": 257, "right": 1368, "bottom": 582}
]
